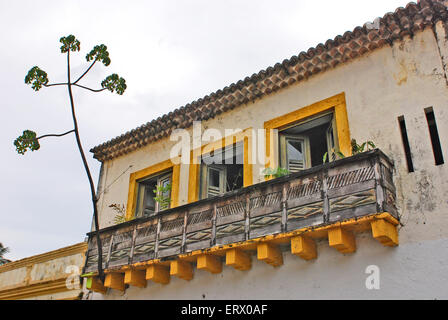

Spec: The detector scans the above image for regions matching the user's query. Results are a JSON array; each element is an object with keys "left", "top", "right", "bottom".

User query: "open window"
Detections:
[
  {"left": 279, "top": 111, "right": 338, "bottom": 172},
  {"left": 135, "top": 171, "right": 172, "bottom": 217},
  {"left": 199, "top": 143, "right": 244, "bottom": 199}
]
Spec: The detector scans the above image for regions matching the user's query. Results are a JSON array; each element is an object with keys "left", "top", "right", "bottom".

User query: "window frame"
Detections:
[
  {"left": 264, "top": 92, "right": 351, "bottom": 178},
  {"left": 135, "top": 171, "right": 173, "bottom": 217},
  {"left": 279, "top": 134, "right": 311, "bottom": 172},
  {"left": 126, "top": 159, "right": 180, "bottom": 220},
  {"left": 188, "top": 128, "right": 253, "bottom": 203},
  {"left": 199, "top": 141, "right": 244, "bottom": 199}
]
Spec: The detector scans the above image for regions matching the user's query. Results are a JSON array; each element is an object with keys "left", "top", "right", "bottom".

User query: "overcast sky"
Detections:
[{"left": 0, "top": 0, "right": 411, "bottom": 261}]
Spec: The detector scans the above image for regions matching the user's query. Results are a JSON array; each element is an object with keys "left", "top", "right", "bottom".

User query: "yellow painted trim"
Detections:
[
  {"left": 171, "top": 163, "right": 181, "bottom": 208},
  {"left": 291, "top": 235, "right": 317, "bottom": 260},
  {"left": 188, "top": 128, "right": 254, "bottom": 203},
  {"left": 104, "top": 273, "right": 125, "bottom": 292},
  {"left": 170, "top": 260, "right": 193, "bottom": 281},
  {"left": 126, "top": 158, "right": 181, "bottom": 220},
  {"left": 0, "top": 242, "right": 87, "bottom": 274},
  {"left": 146, "top": 264, "right": 170, "bottom": 284},
  {"left": 188, "top": 153, "right": 200, "bottom": 203},
  {"left": 0, "top": 277, "right": 82, "bottom": 300},
  {"left": 243, "top": 135, "right": 253, "bottom": 187},
  {"left": 197, "top": 254, "right": 222, "bottom": 274},
  {"left": 263, "top": 92, "right": 351, "bottom": 170},
  {"left": 257, "top": 243, "right": 283, "bottom": 267},
  {"left": 328, "top": 227, "right": 356, "bottom": 254},
  {"left": 90, "top": 212, "right": 397, "bottom": 276},
  {"left": 86, "top": 276, "right": 107, "bottom": 294},
  {"left": 371, "top": 219, "right": 399, "bottom": 247},
  {"left": 124, "top": 269, "right": 147, "bottom": 288},
  {"left": 225, "top": 248, "right": 251, "bottom": 271}
]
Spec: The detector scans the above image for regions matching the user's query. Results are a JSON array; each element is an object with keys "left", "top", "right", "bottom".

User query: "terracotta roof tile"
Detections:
[{"left": 91, "top": 0, "right": 448, "bottom": 161}]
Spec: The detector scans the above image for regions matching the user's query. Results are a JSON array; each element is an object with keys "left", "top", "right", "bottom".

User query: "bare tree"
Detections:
[{"left": 14, "top": 35, "right": 127, "bottom": 282}]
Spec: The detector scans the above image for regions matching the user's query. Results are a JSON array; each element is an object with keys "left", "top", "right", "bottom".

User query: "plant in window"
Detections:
[
  {"left": 262, "top": 167, "right": 290, "bottom": 179},
  {"left": 351, "top": 139, "right": 376, "bottom": 154},
  {"left": 323, "top": 148, "right": 345, "bottom": 163},
  {"left": 153, "top": 183, "right": 172, "bottom": 210},
  {"left": 230, "top": 169, "right": 243, "bottom": 191},
  {"left": 109, "top": 204, "right": 130, "bottom": 225},
  {"left": 323, "top": 139, "right": 377, "bottom": 163},
  {"left": 14, "top": 35, "right": 127, "bottom": 283}
]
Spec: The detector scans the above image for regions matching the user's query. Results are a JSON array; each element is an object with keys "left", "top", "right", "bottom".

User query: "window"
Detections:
[
  {"left": 135, "top": 171, "right": 172, "bottom": 217},
  {"left": 398, "top": 115, "right": 414, "bottom": 173},
  {"left": 424, "top": 107, "right": 444, "bottom": 166},
  {"left": 264, "top": 93, "right": 351, "bottom": 175},
  {"left": 199, "top": 143, "right": 244, "bottom": 199},
  {"left": 279, "top": 112, "right": 338, "bottom": 172}
]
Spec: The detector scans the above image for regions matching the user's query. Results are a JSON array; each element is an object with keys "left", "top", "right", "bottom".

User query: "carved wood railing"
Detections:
[{"left": 83, "top": 149, "right": 397, "bottom": 273}]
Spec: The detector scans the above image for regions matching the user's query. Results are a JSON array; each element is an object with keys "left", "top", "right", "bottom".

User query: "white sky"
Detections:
[{"left": 0, "top": 0, "right": 411, "bottom": 260}]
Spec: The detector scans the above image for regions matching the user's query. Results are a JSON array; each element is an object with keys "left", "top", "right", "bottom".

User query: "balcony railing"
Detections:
[{"left": 83, "top": 149, "right": 397, "bottom": 273}]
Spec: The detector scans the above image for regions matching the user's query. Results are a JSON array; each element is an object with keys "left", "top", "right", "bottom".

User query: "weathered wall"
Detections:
[
  {"left": 0, "top": 242, "right": 87, "bottom": 300},
  {"left": 91, "top": 24, "right": 448, "bottom": 299},
  {"left": 92, "top": 235, "right": 448, "bottom": 300}
]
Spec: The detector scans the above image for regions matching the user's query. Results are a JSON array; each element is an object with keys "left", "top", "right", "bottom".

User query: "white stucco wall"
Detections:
[
  {"left": 92, "top": 235, "right": 448, "bottom": 300},
  {"left": 91, "top": 24, "right": 448, "bottom": 299}
]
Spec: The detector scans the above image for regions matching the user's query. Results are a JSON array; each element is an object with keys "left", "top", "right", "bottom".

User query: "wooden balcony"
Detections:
[{"left": 83, "top": 149, "right": 399, "bottom": 283}]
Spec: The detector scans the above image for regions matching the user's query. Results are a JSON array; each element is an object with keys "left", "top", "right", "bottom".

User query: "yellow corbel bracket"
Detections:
[
  {"left": 86, "top": 276, "right": 107, "bottom": 294},
  {"left": 146, "top": 264, "right": 170, "bottom": 284},
  {"left": 170, "top": 260, "right": 194, "bottom": 281},
  {"left": 257, "top": 242, "right": 283, "bottom": 267},
  {"left": 197, "top": 254, "right": 222, "bottom": 274},
  {"left": 328, "top": 227, "right": 356, "bottom": 254},
  {"left": 104, "top": 272, "right": 125, "bottom": 292},
  {"left": 371, "top": 218, "right": 399, "bottom": 247},
  {"left": 291, "top": 235, "right": 317, "bottom": 260},
  {"left": 124, "top": 269, "right": 147, "bottom": 288},
  {"left": 226, "top": 248, "right": 252, "bottom": 271}
]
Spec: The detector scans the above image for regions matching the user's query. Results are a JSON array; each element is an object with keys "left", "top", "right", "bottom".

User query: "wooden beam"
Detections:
[
  {"left": 257, "top": 243, "right": 283, "bottom": 267},
  {"left": 104, "top": 273, "right": 125, "bottom": 292},
  {"left": 226, "top": 248, "right": 251, "bottom": 271},
  {"left": 170, "top": 260, "right": 193, "bottom": 281},
  {"left": 371, "top": 219, "right": 399, "bottom": 247},
  {"left": 146, "top": 264, "right": 170, "bottom": 284},
  {"left": 197, "top": 254, "right": 222, "bottom": 274},
  {"left": 124, "top": 269, "right": 147, "bottom": 288},
  {"left": 86, "top": 276, "right": 107, "bottom": 294},
  {"left": 328, "top": 227, "right": 356, "bottom": 253},
  {"left": 291, "top": 235, "right": 317, "bottom": 260}
]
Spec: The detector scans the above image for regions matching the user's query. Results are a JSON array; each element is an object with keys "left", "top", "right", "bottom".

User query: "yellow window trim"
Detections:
[
  {"left": 126, "top": 158, "right": 181, "bottom": 220},
  {"left": 264, "top": 92, "right": 351, "bottom": 171},
  {"left": 188, "top": 128, "right": 253, "bottom": 203}
]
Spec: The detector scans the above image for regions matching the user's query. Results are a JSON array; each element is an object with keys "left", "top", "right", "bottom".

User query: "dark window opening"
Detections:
[
  {"left": 398, "top": 116, "right": 414, "bottom": 173},
  {"left": 200, "top": 143, "right": 244, "bottom": 199},
  {"left": 303, "top": 123, "right": 329, "bottom": 167},
  {"left": 279, "top": 112, "right": 336, "bottom": 172},
  {"left": 425, "top": 107, "right": 444, "bottom": 166}
]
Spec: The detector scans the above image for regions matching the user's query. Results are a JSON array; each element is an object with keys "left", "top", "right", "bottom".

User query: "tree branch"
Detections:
[
  {"left": 19, "top": 129, "right": 75, "bottom": 144},
  {"left": 73, "top": 83, "right": 106, "bottom": 93},
  {"left": 36, "top": 130, "right": 75, "bottom": 140},
  {"left": 43, "top": 82, "right": 68, "bottom": 87},
  {"left": 73, "top": 59, "right": 96, "bottom": 85}
]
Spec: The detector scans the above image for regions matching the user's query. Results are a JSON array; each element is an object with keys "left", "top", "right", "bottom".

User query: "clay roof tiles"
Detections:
[{"left": 91, "top": 0, "right": 448, "bottom": 161}]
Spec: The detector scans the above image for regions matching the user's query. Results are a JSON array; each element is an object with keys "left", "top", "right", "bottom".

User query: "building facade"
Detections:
[
  {"left": 0, "top": 243, "right": 87, "bottom": 300},
  {"left": 82, "top": 0, "right": 448, "bottom": 299}
]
